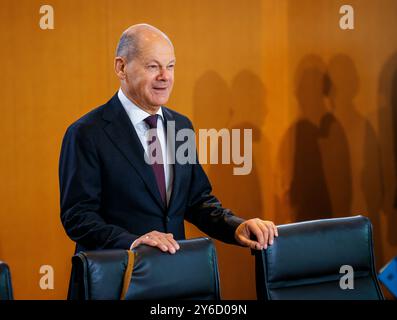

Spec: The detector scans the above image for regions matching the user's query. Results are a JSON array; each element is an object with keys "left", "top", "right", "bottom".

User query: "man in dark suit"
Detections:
[{"left": 59, "top": 24, "right": 278, "bottom": 256}]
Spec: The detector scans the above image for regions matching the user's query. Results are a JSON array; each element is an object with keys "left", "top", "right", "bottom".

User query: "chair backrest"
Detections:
[
  {"left": 254, "top": 215, "right": 384, "bottom": 300},
  {"left": 69, "top": 237, "right": 221, "bottom": 300},
  {"left": 0, "top": 261, "right": 13, "bottom": 300}
]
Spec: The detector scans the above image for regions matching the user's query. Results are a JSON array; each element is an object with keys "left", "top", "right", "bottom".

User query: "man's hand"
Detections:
[
  {"left": 131, "top": 231, "right": 180, "bottom": 254},
  {"left": 235, "top": 218, "right": 278, "bottom": 250}
]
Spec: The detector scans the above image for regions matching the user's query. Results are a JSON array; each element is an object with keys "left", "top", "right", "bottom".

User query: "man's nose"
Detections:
[{"left": 157, "top": 67, "right": 171, "bottom": 81}]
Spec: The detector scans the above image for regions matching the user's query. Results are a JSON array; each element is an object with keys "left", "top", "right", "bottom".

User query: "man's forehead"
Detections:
[
  {"left": 138, "top": 43, "right": 175, "bottom": 62},
  {"left": 139, "top": 37, "right": 174, "bottom": 52}
]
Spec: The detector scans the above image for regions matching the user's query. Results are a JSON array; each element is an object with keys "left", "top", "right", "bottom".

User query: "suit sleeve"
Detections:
[
  {"left": 184, "top": 121, "right": 245, "bottom": 244},
  {"left": 59, "top": 124, "right": 138, "bottom": 250}
]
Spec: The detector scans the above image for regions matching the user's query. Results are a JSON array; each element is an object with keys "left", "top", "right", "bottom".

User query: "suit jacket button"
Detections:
[{"left": 166, "top": 216, "right": 170, "bottom": 223}]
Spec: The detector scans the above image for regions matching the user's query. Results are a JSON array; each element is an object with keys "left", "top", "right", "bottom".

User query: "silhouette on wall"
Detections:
[
  {"left": 277, "top": 55, "right": 353, "bottom": 223},
  {"left": 192, "top": 70, "right": 267, "bottom": 299},
  {"left": 328, "top": 54, "right": 384, "bottom": 268},
  {"left": 378, "top": 52, "right": 397, "bottom": 249},
  {"left": 288, "top": 55, "right": 334, "bottom": 221}
]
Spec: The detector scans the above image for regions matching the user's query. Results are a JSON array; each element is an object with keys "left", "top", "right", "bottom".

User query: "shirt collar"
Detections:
[{"left": 118, "top": 88, "right": 164, "bottom": 126}]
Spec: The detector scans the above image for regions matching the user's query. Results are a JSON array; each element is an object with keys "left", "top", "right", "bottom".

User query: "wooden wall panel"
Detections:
[{"left": 0, "top": 0, "right": 396, "bottom": 299}]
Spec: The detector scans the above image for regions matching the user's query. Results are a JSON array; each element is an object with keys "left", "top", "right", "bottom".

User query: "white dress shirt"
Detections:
[{"left": 118, "top": 88, "right": 173, "bottom": 206}]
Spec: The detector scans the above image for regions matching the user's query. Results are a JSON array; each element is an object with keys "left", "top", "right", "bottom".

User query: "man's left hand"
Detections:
[{"left": 234, "top": 218, "right": 278, "bottom": 250}]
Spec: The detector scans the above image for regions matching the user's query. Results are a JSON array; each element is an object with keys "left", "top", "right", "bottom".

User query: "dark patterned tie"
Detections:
[{"left": 144, "top": 114, "right": 166, "bottom": 205}]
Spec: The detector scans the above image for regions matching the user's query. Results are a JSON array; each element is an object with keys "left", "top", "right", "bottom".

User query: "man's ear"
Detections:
[{"left": 114, "top": 57, "right": 127, "bottom": 80}]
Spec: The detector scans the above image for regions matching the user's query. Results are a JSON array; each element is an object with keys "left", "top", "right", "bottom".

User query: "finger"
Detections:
[
  {"left": 249, "top": 221, "right": 266, "bottom": 247},
  {"left": 149, "top": 235, "right": 170, "bottom": 252},
  {"left": 258, "top": 221, "right": 275, "bottom": 246},
  {"left": 160, "top": 236, "right": 178, "bottom": 254},
  {"left": 131, "top": 239, "right": 141, "bottom": 249},
  {"left": 132, "top": 237, "right": 156, "bottom": 249},
  {"left": 264, "top": 222, "right": 275, "bottom": 246},
  {"left": 236, "top": 233, "right": 262, "bottom": 250},
  {"left": 140, "top": 235, "right": 158, "bottom": 247},
  {"left": 148, "top": 232, "right": 179, "bottom": 253},
  {"left": 166, "top": 233, "right": 180, "bottom": 251},
  {"left": 274, "top": 224, "right": 279, "bottom": 237},
  {"left": 267, "top": 221, "right": 278, "bottom": 237},
  {"left": 252, "top": 221, "right": 270, "bottom": 249}
]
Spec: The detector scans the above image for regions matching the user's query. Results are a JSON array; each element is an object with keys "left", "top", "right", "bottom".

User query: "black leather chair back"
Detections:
[
  {"left": 69, "top": 237, "right": 221, "bottom": 300},
  {"left": 0, "top": 261, "right": 13, "bottom": 300},
  {"left": 254, "top": 216, "right": 384, "bottom": 300}
]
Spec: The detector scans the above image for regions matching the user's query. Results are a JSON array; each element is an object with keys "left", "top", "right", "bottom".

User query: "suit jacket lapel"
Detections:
[{"left": 102, "top": 94, "right": 165, "bottom": 210}]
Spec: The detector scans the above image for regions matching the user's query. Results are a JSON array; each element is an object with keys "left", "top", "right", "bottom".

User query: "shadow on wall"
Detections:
[
  {"left": 191, "top": 70, "right": 268, "bottom": 300},
  {"left": 328, "top": 54, "right": 384, "bottom": 269},
  {"left": 378, "top": 52, "right": 397, "bottom": 250},
  {"left": 277, "top": 54, "right": 386, "bottom": 268},
  {"left": 277, "top": 54, "right": 352, "bottom": 222}
]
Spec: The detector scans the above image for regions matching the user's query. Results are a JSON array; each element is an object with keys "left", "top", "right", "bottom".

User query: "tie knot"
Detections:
[{"left": 144, "top": 114, "right": 159, "bottom": 129}]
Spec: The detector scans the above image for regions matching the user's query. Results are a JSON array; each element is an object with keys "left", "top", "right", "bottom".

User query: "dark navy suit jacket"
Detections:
[{"left": 59, "top": 93, "right": 244, "bottom": 253}]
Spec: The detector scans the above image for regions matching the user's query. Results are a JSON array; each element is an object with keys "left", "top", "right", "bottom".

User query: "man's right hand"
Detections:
[{"left": 130, "top": 231, "right": 180, "bottom": 254}]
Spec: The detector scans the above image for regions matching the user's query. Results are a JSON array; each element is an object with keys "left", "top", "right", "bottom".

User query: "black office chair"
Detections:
[
  {"left": 68, "top": 237, "right": 221, "bottom": 300},
  {"left": 0, "top": 261, "right": 14, "bottom": 300},
  {"left": 253, "top": 215, "right": 384, "bottom": 300}
]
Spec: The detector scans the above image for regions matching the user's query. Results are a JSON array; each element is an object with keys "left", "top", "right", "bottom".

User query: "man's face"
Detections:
[{"left": 123, "top": 37, "right": 175, "bottom": 111}]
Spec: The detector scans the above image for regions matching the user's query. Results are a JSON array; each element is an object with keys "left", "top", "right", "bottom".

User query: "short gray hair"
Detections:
[{"left": 115, "top": 32, "right": 140, "bottom": 61}]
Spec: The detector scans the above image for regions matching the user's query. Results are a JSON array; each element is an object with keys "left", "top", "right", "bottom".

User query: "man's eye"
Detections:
[
  {"left": 147, "top": 65, "right": 158, "bottom": 70},
  {"left": 167, "top": 65, "right": 175, "bottom": 70}
]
